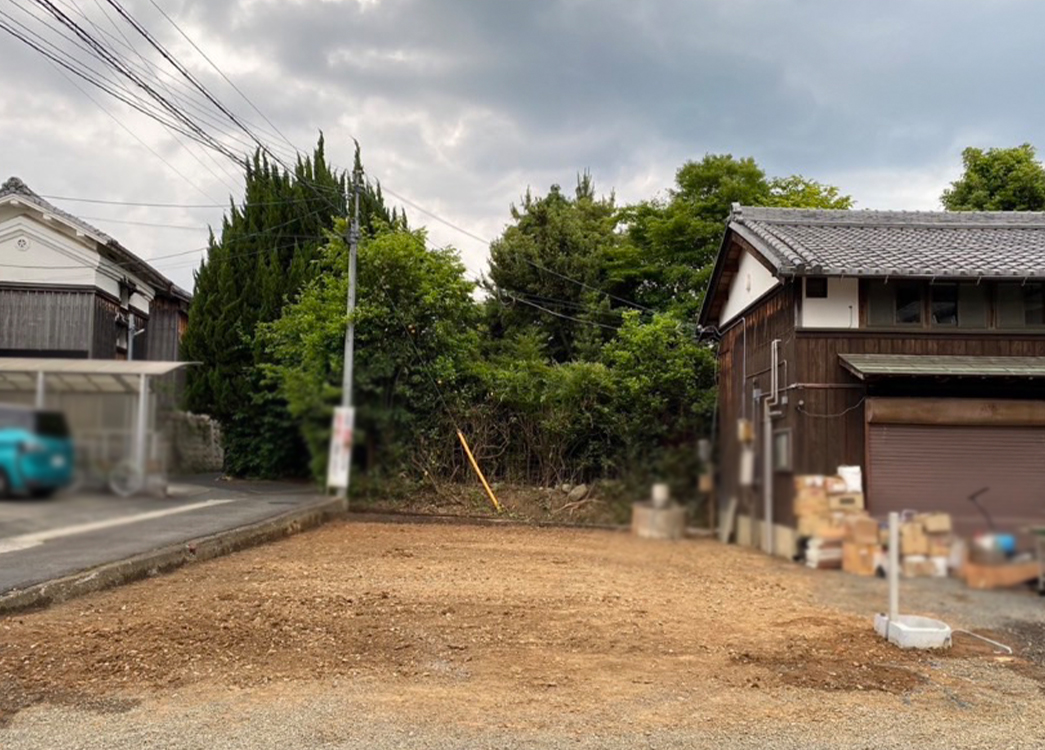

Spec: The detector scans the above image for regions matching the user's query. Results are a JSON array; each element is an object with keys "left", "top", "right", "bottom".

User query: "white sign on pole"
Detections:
[{"left": 327, "top": 406, "right": 355, "bottom": 489}]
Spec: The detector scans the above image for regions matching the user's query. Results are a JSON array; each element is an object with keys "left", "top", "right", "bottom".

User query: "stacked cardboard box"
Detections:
[
  {"left": 794, "top": 474, "right": 870, "bottom": 570},
  {"left": 899, "top": 513, "right": 953, "bottom": 578},
  {"left": 841, "top": 515, "right": 884, "bottom": 576}
]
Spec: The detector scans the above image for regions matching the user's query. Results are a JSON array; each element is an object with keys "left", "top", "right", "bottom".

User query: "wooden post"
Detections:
[{"left": 456, "top": 430, "right": 502, "bottom": 512}]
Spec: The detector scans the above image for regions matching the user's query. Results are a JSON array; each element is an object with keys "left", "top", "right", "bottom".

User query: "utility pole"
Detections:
[{"left": 336, "top": 166, "right": 362, "bottom": 501}]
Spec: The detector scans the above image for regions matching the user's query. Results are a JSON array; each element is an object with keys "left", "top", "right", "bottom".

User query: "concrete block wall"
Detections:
[{"left": 168, "top": 411, "right": 224, "bottom": 474}]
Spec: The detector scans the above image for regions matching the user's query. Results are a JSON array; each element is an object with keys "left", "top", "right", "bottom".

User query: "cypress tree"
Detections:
[{"left": 182, "top": 136, "right": 393, "bottom": 477}]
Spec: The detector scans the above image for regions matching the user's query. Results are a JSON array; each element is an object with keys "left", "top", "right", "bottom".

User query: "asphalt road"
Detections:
[{"left": 0, "top": 476, "right": 327, "bottom": 594}]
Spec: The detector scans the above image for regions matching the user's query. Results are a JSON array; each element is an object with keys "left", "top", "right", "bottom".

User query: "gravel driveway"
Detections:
[{"left": 2, "top": 519, "right": 1044, "bottom": 749}]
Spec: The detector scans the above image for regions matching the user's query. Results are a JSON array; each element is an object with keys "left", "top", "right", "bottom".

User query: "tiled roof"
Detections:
[
  {"left": 0, "top": 176, "right": 191, "bottom": 302},
  {"left": 1, "top": 176, "right": 118, "bottom": 245},
  {"left": 731, "top": 204, "right": 1045, "bottom": 279}
]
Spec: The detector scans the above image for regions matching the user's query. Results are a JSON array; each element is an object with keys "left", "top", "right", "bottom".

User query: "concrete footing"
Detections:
[
  {"left": 874, "top": 612, "right": 952, "bottom": 650},
  {"left": 631, "top": 501, "right": 687, "bottom": 540}
]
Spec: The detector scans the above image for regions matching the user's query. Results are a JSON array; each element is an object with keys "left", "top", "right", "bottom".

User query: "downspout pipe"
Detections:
[{"left": 763, "top": 339, "right": 782, "bottom": 555}]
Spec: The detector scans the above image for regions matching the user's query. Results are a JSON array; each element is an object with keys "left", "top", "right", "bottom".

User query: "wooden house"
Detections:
[
  {"left": 700, "top": 205, "right": 1045, "bottom": 556},
  {"left": 0, "top": 176, "right": 191, "bottom": 361}
]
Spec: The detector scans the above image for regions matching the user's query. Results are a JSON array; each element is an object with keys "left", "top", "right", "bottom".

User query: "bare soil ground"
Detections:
[{"left": 2, "top": 519, "right": 1044, "bottom": 746}]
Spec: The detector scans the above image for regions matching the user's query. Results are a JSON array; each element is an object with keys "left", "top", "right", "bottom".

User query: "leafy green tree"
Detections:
[
  {"left": 600, "top": 311, "right": 717, "bottom": 487},
  {"left": 484, "top": 174, "right": 624, "bottom": 362},
  {"left": 261, "top": 225, "right": 480, "bottom": 481},
  {"left": 942, "top": 144, "right": 1045, "bottom": 211},
  {"left": 616, "top": 155, "right": 852, "bottom": 318},
  {"left": 181, "top": 136, "right": 393, "bottom": 477}
]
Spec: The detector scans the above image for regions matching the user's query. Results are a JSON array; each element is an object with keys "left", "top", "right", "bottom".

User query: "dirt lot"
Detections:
[{"left": 2, "top": 519, "right": 1045, "bottom": 748}]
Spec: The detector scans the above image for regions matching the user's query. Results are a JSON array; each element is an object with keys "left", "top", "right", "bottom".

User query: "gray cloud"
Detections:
[{"left": 3, "top": 0, "right": 1045, "bottom": 289}]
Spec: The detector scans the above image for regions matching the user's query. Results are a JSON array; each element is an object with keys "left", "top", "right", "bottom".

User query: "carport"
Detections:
[{"left": 0, "top": 359, "right": 193, "bottom": 489}]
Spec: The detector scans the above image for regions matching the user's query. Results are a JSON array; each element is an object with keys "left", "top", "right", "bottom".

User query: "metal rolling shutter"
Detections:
[{"left": 868, "top": 424, "right": 1045, "bottom": 543}]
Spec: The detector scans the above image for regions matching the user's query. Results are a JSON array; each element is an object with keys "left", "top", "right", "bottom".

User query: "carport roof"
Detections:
[
  {"left": 840, "top": 353, "right": 1045, "bottom": 380},
  {"left": 0, "top": 359, "right": 194, "bottom": 394}
]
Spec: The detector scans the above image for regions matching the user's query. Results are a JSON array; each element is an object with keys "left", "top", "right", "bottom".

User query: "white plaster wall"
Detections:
[
  {"left": 801, "top": 277, "right": 859, "bottom": 329},
  {"left": 720, "top": 250, "right": 780, "bottom": 325},
  {"left": 0, "top": 216, "right": 97, "bottom": 286},
  {"left": 0, "top": 204, "right": 154, "bottom": 314}
]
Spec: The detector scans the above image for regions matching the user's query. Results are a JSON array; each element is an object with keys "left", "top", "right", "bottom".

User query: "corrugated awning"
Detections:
[
  {"left": 0, "top": 358, "right": 194, "bottom": 394},
  {"left": 840, "top": 353, "right": 1045, "bottom": 380}
]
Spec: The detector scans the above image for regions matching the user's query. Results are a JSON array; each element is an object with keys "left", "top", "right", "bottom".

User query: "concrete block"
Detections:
[
  {"left": 631, "top": 501, "right": 686, "bottom": 541},
  {"left": 874, "top": 613, "right": 952, "bottom": 650}
]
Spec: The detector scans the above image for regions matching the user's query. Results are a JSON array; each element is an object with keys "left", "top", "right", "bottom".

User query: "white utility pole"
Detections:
[{"left": 336, "top": 167, "right": 362, "bottom": 501}]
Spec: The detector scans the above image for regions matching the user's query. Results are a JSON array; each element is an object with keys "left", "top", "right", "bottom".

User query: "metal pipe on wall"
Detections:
[{"left": 762, "top": 338, "right": 782, "bottom": 555}]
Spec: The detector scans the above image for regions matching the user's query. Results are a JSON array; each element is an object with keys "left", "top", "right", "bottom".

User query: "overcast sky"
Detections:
[{"left": 2, "top": 0, "right": 1042, "bottom": 291}]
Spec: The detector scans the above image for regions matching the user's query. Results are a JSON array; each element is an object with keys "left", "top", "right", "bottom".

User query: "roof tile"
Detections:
[{"left": 732, "top": 205, "right": 1045, "bottom": 278}]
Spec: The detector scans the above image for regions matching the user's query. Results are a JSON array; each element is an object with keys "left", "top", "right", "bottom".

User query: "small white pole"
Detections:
[
  {"left": 35, "top": 371, "right": 45, "bottom": 409},
  {"left": 888, "top": 511, "right": 900, "bottom": 623}
]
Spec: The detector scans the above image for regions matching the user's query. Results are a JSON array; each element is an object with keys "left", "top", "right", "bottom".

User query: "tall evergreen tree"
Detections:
[
  {"left": 181, "top": 136, "right": 395, "bottom": 477},
  {"left": 485, "top": 174, "right": 624, "bottom": 362}
]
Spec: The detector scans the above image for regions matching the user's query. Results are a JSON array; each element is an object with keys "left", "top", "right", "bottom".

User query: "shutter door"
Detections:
[{"left": 868, "top": 424, "right": 1045, "bottom": 544}]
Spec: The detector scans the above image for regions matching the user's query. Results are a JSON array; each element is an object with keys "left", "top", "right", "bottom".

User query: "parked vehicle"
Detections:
[{"left": 0, "top": 404, "right": 74, "bottom": 498}]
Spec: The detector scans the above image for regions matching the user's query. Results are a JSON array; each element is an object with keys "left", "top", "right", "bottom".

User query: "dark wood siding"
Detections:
[
  {"left": 793, "top": 330, "right": 1045, "bottom": 484},
  {"left": 0, "top": 288, "right": 93, "bottom": 356},
  {"left": 717, "top": 282, "right": 798, "bottom": 528},
  {"left": 92, "top": 295, "right": 121, "bottom": 359},
  {"left": 147, "top": 296, "right": 183, "bottom": 361},
  {"left": 720, "top": 302, "right": 1045, "bottom": 538}
]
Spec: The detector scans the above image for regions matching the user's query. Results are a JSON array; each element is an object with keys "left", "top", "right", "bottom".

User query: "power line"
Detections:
[
  {"left": 79, "top": 215, "right": 211, "bottom": 231},
  {"left": 29, "top": 0, "right": 247, "bottom": 165},
  {"left": 18, "top": 30, "right": 225, "bottom": 204},
  {"left": 38, "top": 194, "right": 309, "bottom": 209},
  {"left": 145, "top": 0, "right": 299, "bottom": 157},
  {"left": 501, "top": 291, "right": 622, "bottom": 331}
]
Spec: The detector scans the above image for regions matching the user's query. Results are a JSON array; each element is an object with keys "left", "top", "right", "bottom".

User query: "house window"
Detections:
[
  {"left": 998, "top": 283, "right": 1045, "bottom": 328},
  {"left": 957, "top": 283, "right": 988, "bottom": 329},
  {"left": 930, "top": 284, "right": 958, "bottom": 327},
  {"left": 805, "top": 277, "right": 828, "bottom": 299},
  {"left": 895, "top": 283, "right": 922, "bottom": 324},
  {"left": 869, "top": 281, "right": 923, "bottom": 326},
  {"left": 868, "top": 282, "right": 894, "bottom": 326},
  {"left": 773, "top": 429, "right": 792, "bottom": 473},
  {"left": 1026, "top": 284, "right": 1045, "bottom": 326}
]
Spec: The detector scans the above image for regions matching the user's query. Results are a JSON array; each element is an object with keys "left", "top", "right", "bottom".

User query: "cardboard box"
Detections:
[
  {"left": 842, "top": 541, "right": 879, "bottom": 576},
  {"left": 917, "top": 513, "right": 952, "bottom": 534},
  {"left": 902, "top": 555, "right": 935, "bottom": 578},
  {"left": 797, "top": 514, "right": 824, "bottom": 537},
  {"left": 901, "top": 523, "right": 929, "bottom": 556},
  {"left": 828, "top": 492, "right": 865, "bottom": 512},
  {"left": 794, "top": 487, "right": 829, "bottom": 517},
  {"left": 927, "top": 533, "right": 952, "bottom": 558},
  {"left": 847, "top": 517, "right": 880, "bottom": 545},
  {"left": 805, "top": 539, "right": 843, "bottom": 569},
  {"left": 798, "top": 513, "right": 841, "bottom": 539},
  {"left": 794, "top": 475, "right": 825, "bottom": 490},
  {"left": 824, "top": 475, "right": 849, "bottom": 495}
]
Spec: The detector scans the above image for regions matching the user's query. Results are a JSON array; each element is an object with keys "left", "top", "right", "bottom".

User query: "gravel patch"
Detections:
[{"left": 1, "top": 521, "right": 1044, "bottom": 748}]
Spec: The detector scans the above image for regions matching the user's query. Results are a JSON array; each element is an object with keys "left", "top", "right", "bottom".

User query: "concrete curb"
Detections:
[{"left": 0, "top": 496, "right": 346, "bottom": 617}]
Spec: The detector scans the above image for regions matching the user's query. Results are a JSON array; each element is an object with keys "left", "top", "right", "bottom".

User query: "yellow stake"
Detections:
[{"left": 456, "top": 429, "right": 502, "bottom": 512}]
